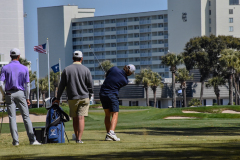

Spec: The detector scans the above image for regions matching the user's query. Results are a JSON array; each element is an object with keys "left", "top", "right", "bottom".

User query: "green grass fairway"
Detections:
[{"left": 1, "top": 106, "right": 240, "bottom": 159}]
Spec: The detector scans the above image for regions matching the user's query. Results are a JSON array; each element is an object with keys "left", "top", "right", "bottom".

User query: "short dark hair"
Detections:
[
  {"left": 73, "top": 57, "right": 82, "bottom": 62},
  {"left": 10, "top": 55, "right": 19, "bottom": 60}
]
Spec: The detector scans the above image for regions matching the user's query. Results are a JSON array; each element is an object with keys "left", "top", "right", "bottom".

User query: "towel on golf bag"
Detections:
[{"left": 44, "top": 103, "right": 70, "bottom": 143}]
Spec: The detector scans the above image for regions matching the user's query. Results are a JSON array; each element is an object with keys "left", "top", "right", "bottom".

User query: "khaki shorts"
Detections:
[{"left": 68, "top": 98, "right": 90, "bottom": 117}]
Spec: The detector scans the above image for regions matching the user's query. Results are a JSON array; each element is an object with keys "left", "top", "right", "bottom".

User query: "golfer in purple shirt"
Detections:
[{"left": 0, "top": 48, "right": 41, "bottom": 146}]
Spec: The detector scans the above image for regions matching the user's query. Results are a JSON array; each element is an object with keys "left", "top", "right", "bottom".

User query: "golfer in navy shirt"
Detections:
[
  {"left": 99, "top": 64, "right": 135, "bottom": 141},
  {"left": 0, "top": 48, "right": 41, "bottom": 146}
]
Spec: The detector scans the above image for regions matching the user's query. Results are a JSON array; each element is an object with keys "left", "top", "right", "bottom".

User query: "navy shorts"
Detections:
[{"left": 99, "top": 93, "right": 119, "bottom": 112}]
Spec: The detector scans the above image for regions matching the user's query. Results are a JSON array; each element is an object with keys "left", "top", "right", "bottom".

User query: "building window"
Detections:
[
  {"left": 209, "top": 1, "right": 211, "bottom": 6},
  {"left": 209, "top": 18, "right": 211, "bottom": 24},
  {"left": 229, "top": 0, "right": 240, "bottom": 5},
  {"left": 229, "top": 26, "right": 234, "bottom": 32},
  {"left": 209, "top": 10, "right": 211, "bottom": 15},
  {"left": 176, "top": 100, "right": 181, "bottom": 108},
  {"left": 229, "top": 18, "right": 233, "bottom": 23},
  {"left": 209, "top": 27, "right": 211, "bottom": 32},
  {"left": 158, "top": 15, "right": 163, "bottom": 19},
  {"left": 119, "top": 100, "right": 122, "bottom": 105},
  {"left": 129, "top": 101, "right": 138, "bottom": 106},
  {"left": 229, "top": 9, "right": 233, "bottom": 14}
]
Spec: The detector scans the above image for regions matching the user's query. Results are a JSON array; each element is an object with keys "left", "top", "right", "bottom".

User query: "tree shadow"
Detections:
[
  {"left": 118, "top": 125, "right": 240, "bottom": 136},
  {"left": 1, "top": 142, "right": 240, "bottom": 159}
]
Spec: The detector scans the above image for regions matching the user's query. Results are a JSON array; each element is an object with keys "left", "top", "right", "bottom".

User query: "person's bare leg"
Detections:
[
  {"left": 104, "top": 109, "right": 111, "bottom": 132},
  {"left": 73, "top": 117, "right": 78, "bottom": 140},
  {"left": 77, "top": 116, "right": 85, "bottom": 141},
  {"left": 110, "top": 112, "right": 118, "bottom": 131}
]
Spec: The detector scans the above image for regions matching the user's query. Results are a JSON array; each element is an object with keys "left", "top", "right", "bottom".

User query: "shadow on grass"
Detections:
[
  {"left": 1, "top": 142, "right": 240, "bottom": 159},
  {"left": 119, "top": 126, "right": 240, "bottom": 136}
]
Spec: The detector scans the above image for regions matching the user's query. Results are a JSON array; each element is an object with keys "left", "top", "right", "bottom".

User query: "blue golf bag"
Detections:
[{"left": 44, "top": 99, "right": 70, "bottom": 143}]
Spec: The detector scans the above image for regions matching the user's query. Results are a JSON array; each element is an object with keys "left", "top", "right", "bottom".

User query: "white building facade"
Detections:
[{"left": 0, "top": 0, "right": 25, "bottom": 63}]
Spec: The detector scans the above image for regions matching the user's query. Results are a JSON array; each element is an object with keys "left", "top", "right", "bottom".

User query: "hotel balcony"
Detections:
[
  {"left": 72, "top": 34, "right": 83, "bottom": 38},
  {"left": 116, "top": 30, "right": 128, "bottom": 35},
  {"left": 140, "top": 45, "right": 151, "bottom": 49},
  {"left": 72, "top": 26, "right": 82, "bottom": 30},
  {"left": 117, "top": 38, "right": 128, "bottom": 43},
  {"left": 139, "top": 20, "right": 151, "bottom": 25},
  {"left": 140, "top": 61, "right": 152, "bottom": 65},
  {"left": 116, "top": 22, "right": 127, "bottom": 27},
  {"left": 94, "top": 48, "right": 105, "bottom": 52},
  {"left": 117, "top": 46, "right": 128, "bottom": 50},
  {"left": 140, "top": 53, "right": 152, "bottom": 57},
  {"left": 94, "top": 32, "right": 105, "bottom": 36},
  {"left": 140, "top": 36, "right": 151, "bottom": 41},
  {"left": 94, "top": 40, "right": 105, "bottom": 44},
  {"left": 117, "top": 54, "right": 128, "bottom": 58},
  {"left": 93, "top": 24, "right": 104, "bottom": 28},
  {"left": 73, "top": 41, "right": 83, "bottom": 45},
  {"left": 140, "top": 28, "right": 151, "bottom": 33}
]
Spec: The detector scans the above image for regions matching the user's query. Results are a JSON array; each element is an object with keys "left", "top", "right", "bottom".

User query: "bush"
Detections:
[
  {"left": 188, "top": 98, "right": 201, "bottom": 107},
  {"left": 228, "top": 102, "right": 235, "bottom": 105},
  {"left": 213, "top": 103, "right": 218, "bottom": 106}
]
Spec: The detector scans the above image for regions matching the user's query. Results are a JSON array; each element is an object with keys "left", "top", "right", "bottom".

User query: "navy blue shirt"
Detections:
[{"left": 100, "top": 66, "right": 128, "bottom": 95}]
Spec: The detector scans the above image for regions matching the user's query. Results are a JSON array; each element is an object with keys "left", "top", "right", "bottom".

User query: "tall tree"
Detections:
[
  {"left": 206, "top": 76, "right": 226, "bottom": 105},
  {"left": 135, "top": 68, "right": 152, "bottom": 106},
  {"left": 219, "top": 49, "right": 240, "bottom": 105},
  {"left": 29, "top": 70, "right": 37, "bottom": 100},
  {"left": 39, "top": 77, "right": 54, "bottom": 106},
  {"left": 149, "top": 71, "right": 163, "bottom": 108},
  {"left": 175, "top": 68, "right": 193, "bottom": 107},
  {"left": 50, "top": 71, "right": 60, "bottom": 97},
  {"left": 99, "top": 60, "right": 114, "bottom": 73},
  {"left": 19, "top": 57, "right": 31, "bottom": 66},
  {"left": 161, "top": 52, "right": 183, "bottom": 108},
  {"left": 182, "top": 35, "right": 226, "bottom": 105}
]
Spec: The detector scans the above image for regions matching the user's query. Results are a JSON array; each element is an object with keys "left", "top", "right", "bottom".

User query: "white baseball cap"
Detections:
[
  {"left": 73, "top": 51, "right": 83, "bottom": 58},
  {"left": 10, "top": 48, "right": 20, "bottom": 56},
  {"left": 127, "top": 64, "right": 136, "bottom": 73}
]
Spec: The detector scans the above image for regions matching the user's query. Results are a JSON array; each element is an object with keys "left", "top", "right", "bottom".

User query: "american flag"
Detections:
[{"left": 34, "top": 43, "right": 46, "bottom": 54}]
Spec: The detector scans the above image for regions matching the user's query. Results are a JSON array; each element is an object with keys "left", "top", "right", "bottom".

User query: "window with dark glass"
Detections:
[{"left": 229, "top": 9, "right": 233, "bottom": 14}]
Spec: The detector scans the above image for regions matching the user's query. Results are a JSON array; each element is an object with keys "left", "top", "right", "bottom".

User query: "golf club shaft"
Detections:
[{"left": 89, "top": 46, "right": 106, "bottom": 74}]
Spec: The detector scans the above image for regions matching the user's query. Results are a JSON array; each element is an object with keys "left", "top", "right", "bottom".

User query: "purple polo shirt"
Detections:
[{"left": 0, "top": 61, "right": 29, "bottom": 91}]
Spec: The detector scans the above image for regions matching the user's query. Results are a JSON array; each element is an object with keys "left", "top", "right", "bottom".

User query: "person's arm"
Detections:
[
  {"left": 0, "top": 67, "right": 6, "bottom": 102},
  {"left": 0, "top": 81, "right": 5, "bottom": 102},
  {"left": 86, "top": 70, "right": 93, "bottom": 99},
  {"left": 25, "top": 68, "right": 31, "bottom": 106}
]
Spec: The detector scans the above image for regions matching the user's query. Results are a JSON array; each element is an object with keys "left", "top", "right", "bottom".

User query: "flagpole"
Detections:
[
  {"left": 47, "top": 38, "right": 50, "bottom": 98},
  {"left": 37, "top": 57, "right": 39, "bottom": 108}
]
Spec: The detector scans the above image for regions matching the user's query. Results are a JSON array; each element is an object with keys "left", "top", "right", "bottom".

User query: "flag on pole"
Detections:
[
  {"left": 51, "top": 63, "right": 59, "bottom": 73},
  {"left": 34, "top": 43, "right": 46, "bottom": 54}
]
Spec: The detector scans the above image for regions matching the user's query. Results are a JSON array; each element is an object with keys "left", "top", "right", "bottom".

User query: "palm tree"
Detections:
[
  {"left": 39, "top": 77, "right": 54, "bottom": 106},
  {"left": 219, "top": 49, "right": 239, "bottom": 105},
  {"left": 175, "top": 68, "right": 193, "bottom": 107},
  {"left": 135, "top": 68, "right": 152, "bottom": 106},
  {"left": 50, "top": 71, "right": 60, "bottom": 97},
  {"left": 161, "top": 52, "right": 183, "bottom": 108},
  {"left": 29, "top": 70, "right": 37, "bottom": 100},
  {"left": 99, "top": 60, "right": 114, "bottom": 73},
  {"left": 206, "top": 76, "right": 226, "bottom": 105},
  {"left": 149, "top": 71, "right": 163, "bottom": 108},
  {"left": 19, "top": 57, "right": 31, "bottom": 66}
]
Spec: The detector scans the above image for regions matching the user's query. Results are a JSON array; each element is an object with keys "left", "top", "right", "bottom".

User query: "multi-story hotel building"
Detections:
[
  {"left": 0, "top": 0, "right": 25, "bottom": 63},
  {"left": 38, "top": 0, "right": 240, "bottom": 80}
]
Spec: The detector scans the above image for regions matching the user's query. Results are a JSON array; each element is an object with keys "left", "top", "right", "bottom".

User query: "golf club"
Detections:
[
  {"left": 89, "top": 45, "right": 106, "bottom": 74},
  {"left": 0, "top": 102, "right": 6, "bottom": 135}
]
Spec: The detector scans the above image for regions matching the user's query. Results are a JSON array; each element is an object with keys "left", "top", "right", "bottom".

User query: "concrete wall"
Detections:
[
  {"left": 215, "top": 0, "right": 240, "bottom": 37},
  {"left": 38, "top": 6, "right": 95, "bottom": 77},
  {"left": 0, "top": 0, "right": 25, "bottom": 62},
  {"left": 168, "top": 0, "right": 203, "bottom": 54}
]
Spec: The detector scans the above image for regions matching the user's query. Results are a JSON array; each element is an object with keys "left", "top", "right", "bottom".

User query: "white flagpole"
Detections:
[
  {"left": 47, "top": 38, "right": 50, "bottom": 98},
  {"left": 37, "top": 57, "right": 39, "bottom": 108}
]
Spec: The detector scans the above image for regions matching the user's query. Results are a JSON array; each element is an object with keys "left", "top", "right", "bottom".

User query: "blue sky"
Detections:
[{"left": 23, "top": 0, "right": 168, "bottom": 71}]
